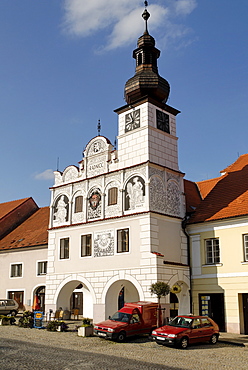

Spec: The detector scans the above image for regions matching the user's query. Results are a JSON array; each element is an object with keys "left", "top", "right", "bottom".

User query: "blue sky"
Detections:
[{"left": 0, "top": 0, "right": 247, "bottom": 207}]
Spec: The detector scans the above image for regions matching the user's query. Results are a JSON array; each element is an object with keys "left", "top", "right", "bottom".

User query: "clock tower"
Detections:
[{"left": 115, "top": 7, "right": 180, "bottom": 172}]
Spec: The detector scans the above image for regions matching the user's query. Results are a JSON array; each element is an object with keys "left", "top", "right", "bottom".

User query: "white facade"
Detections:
[
  {"left": 45, "top": 98, "right": 190, "bottom": 322},
  {"left": 0, "top": 246, "right": 47, "bottom": 311}
]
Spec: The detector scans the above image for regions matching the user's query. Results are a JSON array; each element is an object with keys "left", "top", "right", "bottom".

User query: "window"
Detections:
[
  {"left": 74, "top": 196, "right": 83, "bottom": 213},
  {"left": 10, "top": 264, "right": 22, "bottom": 277},
  {"left": 201, "top": 318, "right": 212, "bottom": 327},
  {"left": 108, "top": 187, "right": 118, "bottom": 206},
  {"left": 8, "top": 291, "right": 24, "bottom": 310},
  {"left": 205, "top": 238, "right": 220, "bottom": 264},
  {"left": 192, "top": 318, "right": 201, "bottom": 329},
  {"left": 37, "top": 261, "right": 47, "bottom": 275},
  {"left": 117, "top": 229, "right": 129, "bottom": 253},
  {"left": 243, "top": 234, "right": 248, "bottom": 261},
  {"left": 60, "top": 238, "right": 69, "bottom": 259},
  {"left": 81, "top": 234, "right": 92, "bottom": 257}
]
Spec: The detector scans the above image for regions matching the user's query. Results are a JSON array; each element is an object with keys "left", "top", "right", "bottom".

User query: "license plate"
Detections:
[
  {"left": 157, "top": 336, "right": 165, "bottom": 340},
  {"left": 98, "top": 332, "right": 107, "bottom": 337}
]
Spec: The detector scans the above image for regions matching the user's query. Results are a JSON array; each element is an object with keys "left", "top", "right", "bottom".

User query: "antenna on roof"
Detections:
[
  {"left": 57, "top": 157, "right": 60, "bottom": 171},
  {"left": 97, "top": 119, "right": 101, "bottom": 136}
]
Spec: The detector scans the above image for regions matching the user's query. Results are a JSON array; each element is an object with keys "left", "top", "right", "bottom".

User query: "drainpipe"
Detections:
[{"left": 182, "top": 216, "right": 193, "bottom": 314}]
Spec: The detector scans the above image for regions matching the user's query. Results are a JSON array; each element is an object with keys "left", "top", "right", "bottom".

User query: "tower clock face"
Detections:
[
  {"left": 125, "top": 109, "right": 140, "bottom": 132},
  {"left": 156, "top": 110, "right": 170, "bottom": 134}
]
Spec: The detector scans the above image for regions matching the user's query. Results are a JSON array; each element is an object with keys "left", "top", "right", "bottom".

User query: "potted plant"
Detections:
[
  {"left": 150, "top": 281, "right": 170, "bottom": 327},
  {"left": 46, "top": 320, "right": 68, "bottom": 332},
  {"left": 0, "top": 315, "right": 15, "bottom": 325},
  {"left": 18, "top": 311, "right": 34, "bottom": 328},
  {"left": 78, "top": 317, "right": 93, "bottom": 337}
]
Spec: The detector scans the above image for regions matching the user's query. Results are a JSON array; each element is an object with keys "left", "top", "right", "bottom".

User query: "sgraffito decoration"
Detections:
[{"left": 94, "top": 230, "right": 114, "bottom": 257}]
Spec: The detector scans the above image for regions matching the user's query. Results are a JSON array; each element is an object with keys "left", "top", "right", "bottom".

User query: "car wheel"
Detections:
[
  {"left": 10, "top": 310, "right": 17, "bottom": 317},
  {"left": 210, "top": 334, "right": 218, "bottom": 344},
  {"left": 179, "top": 337, "right": 189, "bottom": 349},
  {"left": 117, "top": 331, "right": 126, "bottom": 342}
]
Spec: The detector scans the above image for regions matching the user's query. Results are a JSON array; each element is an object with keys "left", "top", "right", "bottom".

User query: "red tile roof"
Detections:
[
  {"left": 0, "top": 207, "right": 49, "bottom": 251},
  {"left": 197, "top": 177, "right": 222, "bottom": 199},
  {"left": 184, "top": 179, "right": 202, "bottom": 213},
  {"left": 0, "top": 198, "right": 31, "bottom": 220},
  {"left": 188, "top": 155, "right": 248, "bottom": 224}
]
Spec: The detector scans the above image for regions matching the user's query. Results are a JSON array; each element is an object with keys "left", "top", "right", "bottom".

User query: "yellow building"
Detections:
[{"left": 187, "top": 154, "right": 248, "bottom": 334}]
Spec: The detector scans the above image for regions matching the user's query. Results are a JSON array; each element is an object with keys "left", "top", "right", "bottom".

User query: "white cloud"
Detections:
[
  {"left": 34, "top": 169, "right": 54, "bottom": 181},
  {"left": 62, "top": 0, "right": 197, "bottom": 51},
  {"left": 105, "top": 5, "right": 168, "bottom": 51},
  {"left": 174, "top": 0, "right": 197, "bottom": 16}
]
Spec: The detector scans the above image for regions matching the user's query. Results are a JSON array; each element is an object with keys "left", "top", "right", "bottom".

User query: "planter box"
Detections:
[{"left": 78, "top": 326, "right": 93, "bottom": 337}]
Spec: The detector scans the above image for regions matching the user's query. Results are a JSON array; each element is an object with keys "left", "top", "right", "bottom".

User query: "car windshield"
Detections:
[
  {"left": 168, "top": 316, "right": 193, "bottom": 328},
  {"left": 110, "top": 312, "right": 131, "bottom": 323}
]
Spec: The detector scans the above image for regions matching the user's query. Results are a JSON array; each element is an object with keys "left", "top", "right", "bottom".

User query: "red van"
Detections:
[{"left": 94, "top": 301, "right": 158, "bottom": 342}]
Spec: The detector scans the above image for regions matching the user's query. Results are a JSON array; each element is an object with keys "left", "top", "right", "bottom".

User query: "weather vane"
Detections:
[
  {"left": 97, "top": 119, "right": 101, "bottom": 136},
  {"left": 142, "top": 1, "right": 150, "bottom": 33}
]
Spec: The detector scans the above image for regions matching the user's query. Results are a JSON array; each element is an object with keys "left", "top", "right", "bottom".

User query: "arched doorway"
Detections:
[
  {"left": 33, "top": 286, "right": 46, "bottom": 312},
  {"left": 105, "top": 279, "right": 140, "bottom": 319},
  {"left": 56, "top": 280, "right": 94, "bottom": 319}
]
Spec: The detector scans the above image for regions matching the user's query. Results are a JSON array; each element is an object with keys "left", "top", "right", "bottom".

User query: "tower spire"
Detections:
[{"left": 124, "top": 4, "right": 170, "bottom": 105}]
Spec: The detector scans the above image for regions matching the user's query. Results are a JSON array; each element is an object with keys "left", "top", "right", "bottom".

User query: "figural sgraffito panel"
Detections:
[
  {"left": 125, "top": 176, "right": 145, "bottom": 211},
  {"left": 87, "top": 189, "right": 102, "bottom": 219}
]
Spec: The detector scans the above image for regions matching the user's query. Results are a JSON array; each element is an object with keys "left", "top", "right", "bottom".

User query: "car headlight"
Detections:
[
  {"left": 167, "top": 334, "right": 177, "bottom": 338},
  {"left": 152, "top": 331, "right": 157, "bottom": 335},
  {"left": 94, "top": 325, "right": 98, "bottom": 329},
  {"left": 108, "top": 328, "right": 114, "bottom": 332}
]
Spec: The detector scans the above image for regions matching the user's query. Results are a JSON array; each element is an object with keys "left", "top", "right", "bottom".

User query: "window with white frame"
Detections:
[
  {"left": 117, "top": 228, "right": 129, "bottom": 253},
  {"left": 60, "top": 238, "right": 69, "bottom": 259},
  {"left": 243, "top": 234, "right": 248, "bottom": 261},
  {"left": 205, "top": 238, "right": 220, "bottom": 264},
  {"left": 10, "top": 263, "right": 22, "bottom": 277},
  {"left": 37, "top": 261, "right": 47, "bottom": 275},
  {"left": 81, "top": 234, "right": 92, "bottom": 257}
]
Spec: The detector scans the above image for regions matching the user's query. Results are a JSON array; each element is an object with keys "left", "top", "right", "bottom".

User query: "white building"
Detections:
[{"left": 45, "top": 9, "right": 190, "bottom": 322}]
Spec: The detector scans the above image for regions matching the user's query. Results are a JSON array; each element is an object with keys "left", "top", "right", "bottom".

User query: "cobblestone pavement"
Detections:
[{"left": 1, "top": 323, "right": 248, "bottom": 370}]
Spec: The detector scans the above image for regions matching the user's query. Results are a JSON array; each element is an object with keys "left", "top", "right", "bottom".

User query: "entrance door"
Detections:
[
  {"left": 36, "top": 286, "right": 45, "bottom": 312},
  {"left": 70, "top": 292, "right": 83, "bottom": 314},
  {"left": 242, "top": 293, "right": 248, "bottom": 334},
  {"left": 199, "top": 293, "right": 225, "bottom": 332},
  {"left": 118, "top": 287, "right": 125, "bottom": 310},
  {"left": 170, "top": 293, "right": 178, "bottom": 318}
]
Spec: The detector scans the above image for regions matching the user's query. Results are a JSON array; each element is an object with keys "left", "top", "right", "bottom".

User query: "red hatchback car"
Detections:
[{"left": 152, "top": 315, "right": 219, "bottom": 349}]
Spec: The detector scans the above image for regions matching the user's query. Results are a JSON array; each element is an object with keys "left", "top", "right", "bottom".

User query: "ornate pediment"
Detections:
[{"left": 83, "top": 137, "right": 113, "bottom": 177}]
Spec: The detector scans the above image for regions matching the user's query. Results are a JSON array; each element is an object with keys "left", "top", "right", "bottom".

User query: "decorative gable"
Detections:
[{"left": 84, "top": 137, "right": 113, "bottom": 177}]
